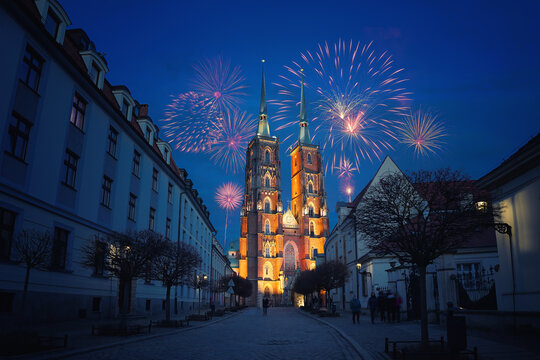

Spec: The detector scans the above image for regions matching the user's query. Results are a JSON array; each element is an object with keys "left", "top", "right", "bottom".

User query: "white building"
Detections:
[
  {"left": 211, "top": 237, "right": 233, "bottom": 307},
  {"left": 0, "top": 0, "right": 215, "bottom": 322},
  {"left": 326, "top": 156, "right": 499, "bottom": 322},
  {"left": 477, "top": 133, "right": 540, "bottom": 328}
]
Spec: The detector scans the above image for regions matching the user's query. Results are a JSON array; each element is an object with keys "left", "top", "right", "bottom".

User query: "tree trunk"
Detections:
[
  {"left": 119, "top": 278, "right": 132, "bottom": 315},
  {"left": 22, "top": 266, "right": 31, "bottom": 314},
  {"left": 165, "top": 285, "right": 171, "bottom": 322},
  {"left": 419, "top": 265, "right": 429, "bottom": 347}
]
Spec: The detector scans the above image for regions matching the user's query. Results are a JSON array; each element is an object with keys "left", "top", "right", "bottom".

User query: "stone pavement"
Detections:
[
  {"left": 54, "top": 307, "right": 363, "bottom": 360},
  {"left": 305, "top": 311, "right": 540, "bottom": 360}
]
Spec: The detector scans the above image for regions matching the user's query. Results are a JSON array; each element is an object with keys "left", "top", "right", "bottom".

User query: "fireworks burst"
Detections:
[
  {"left": 398, "top": 109, "right": 447, "bottom": 157},
  {"left": 333, "top": 156, "right": 358, "bottom": 178},
  {"left": 206, "top": 110, "right": 257, "bottom": 173},
  {"left": 272, "top": 39, "right": 411, "bottom": 171},
  {"left": 161, "top": 92, "right": 218, "bottom": 152},
  {"left": 193, "top": 57, "right": 248, "bottom": 112},
  {"left": 215, "top": 182, "right": 244, "bottom": 210},
  {"left": 215, "top": 182, "right": 244, "bottom": 248}
]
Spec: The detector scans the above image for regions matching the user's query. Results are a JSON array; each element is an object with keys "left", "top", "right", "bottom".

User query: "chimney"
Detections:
[{"left": 139, "top": 104, "right": 149, "bottom": 117}]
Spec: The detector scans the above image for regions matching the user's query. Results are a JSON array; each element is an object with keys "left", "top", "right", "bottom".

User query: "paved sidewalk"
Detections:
[{"left": 304, "top": 310, "right": 540, "bottom": 360}]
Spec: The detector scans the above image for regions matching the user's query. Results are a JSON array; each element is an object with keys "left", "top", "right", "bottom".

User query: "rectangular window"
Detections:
[
  {"left": 89, "top": 62, "right": 100, "bottom": 85},
  {"left": 128, "top": 193, "right": 137, "bottom": 221},
  {"left": 0, "top": 208, "right": 17, "bottom": 260},
  {"left": 132, "top": 150, "right": 141, "bottom": 176},
  {"left": 121, "top": 99, "right": 130, "bottom": 118},
  {"left": 166, "top": 218, "right": 171, "bottom": 239},
  {"left": 94, "top": 241, "right": 106, "bottom": 276},
  {"left": 168, "top": 183, "right": 173, "bottom": 204},
  {"left": 44, "top": 9, "right": 60, "bottom": 39},
  {"left": 92, "top": 297, "right": 101, "bottom": 312},
  {"left": 152, "top": 168, "right": 158, "bottom": 191},
  {"left": 51, "top": 227, "right": 69, "bottom": 270},
  {"left": 8, "top": 112, "right": 31, "bottom": 161},
  {"left": 149, "top": 207, "right": 155, "bottom": 230},
  {"left": 107, "top": 126, "right": 118, "bottom": 157},
  {"left": 101, "top": 176, "right": 112, "bottom": 208},
  {"left": 20, "top": 45, "right": 44, "bottom": 92},
  {"left": 63, "top": 149, "right": 79, "bottom": 188},
  {"left": 69, "top": 93, "right": 87, "bottom": 130}
]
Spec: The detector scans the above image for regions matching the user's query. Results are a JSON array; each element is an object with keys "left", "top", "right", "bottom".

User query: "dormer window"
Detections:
[
  {"left": 113, "top": 86, "right": 136, "bottom": 121},
  {"left": 35, "top": 0, "right": 71, "bottom": 44},
  {"left": 156, "top": 140, "right": 172, "bottom": 165},
  {"left": 122, "top": 99, "right": 130, "bottom": 118},
  {"left": 89, "top": 62, "right": 100, "bottom": 85},
  {"left": 145, "top": 127, "right": 151, "bottom": 142},
  {"left": 44, "top": 9, "right": 60, "bottom": 39}
]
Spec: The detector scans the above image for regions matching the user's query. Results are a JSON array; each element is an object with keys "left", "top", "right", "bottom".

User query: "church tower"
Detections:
[
  {"left": 290, "top": 79, "right": 329, "bottom": 270},
  {"left": 239, "top": 61, "right": 283, "bottom": 306}
]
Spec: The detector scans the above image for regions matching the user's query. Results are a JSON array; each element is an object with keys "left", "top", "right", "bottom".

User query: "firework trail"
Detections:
[
  {"left": 206, "top": 109, "right": 257, "bottom": 173},
  {"left": 398, "top": 109, "right": 447, "bottom": 157},
  {"left": 193, "top": 57, "right": 248, "bottom": 112},
  {"left": 339, "top": 177, "right": 355, "bottom": 203},
  {"left": 215, "top": 182, "right": 244, "bottom": 248},
  {"left": 272, "top": 39, "right": 411, "bottom": 171}
]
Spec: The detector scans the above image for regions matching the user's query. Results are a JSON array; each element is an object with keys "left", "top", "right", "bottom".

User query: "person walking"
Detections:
[
  {"left": 262, "top": 297, "right": 269, "bottom": 316},
  {"left": 386, "top": 292, "right": 396, "bottom": 322},
  {"left": 377, "top": 292, "right": 386, "bottom": 322},
  {"left": 395, "top": 294, "right": 403, "bottom": 322},
  {"left": 350, "top": 296, "right": 361, "bottom": 324},
  {"left": 368, "top": 293, "right": 377, "bottom": 324}
]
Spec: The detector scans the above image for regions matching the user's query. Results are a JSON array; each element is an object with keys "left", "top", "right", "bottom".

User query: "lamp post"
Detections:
[
  {"left": 356, "top": 262, "right": 362, "bottom": 299},
  {"left": 196, "top": 274, "right": 208, "bottom": 315},
  {"left": 494, "top": 223, "right": 514, "bottom": 330}
]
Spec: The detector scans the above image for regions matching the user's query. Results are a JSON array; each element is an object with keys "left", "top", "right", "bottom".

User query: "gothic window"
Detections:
[
  {"left": 307, "top": 153, "right": 312, "bottom": 164},
  {"left": 265, "top": 149, "right": 271, "bottom": 163},
  {"left": 264, "top": 198, "right": 271, "bottom": 213},
  {"left": 309, "top": 221, "right": 315, "bottom": 236},
  {"left": 308, "top": 182, "right": 313, "bottom": 194},
  {"left": 264, "top": 262, "right": 273, "bottom": 278},
  {"left": 265, "top": 220, "right": 270, "bottom": 235},
  {"left": 284, "top": 243, "right": 296, "bottom": 271},
  {"left": 265, "top": 244, "right": 270, "bottom": 257},
  {"left": 308, "top": 204, "right": 314, "bottom": 217},
  {"left": 265, "top": 176, "right": 270, "bottom": 188}
]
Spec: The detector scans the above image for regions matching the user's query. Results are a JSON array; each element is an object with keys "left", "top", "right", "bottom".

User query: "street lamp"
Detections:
[{"left": 196, "top": 274, "right": 208, "bottom": 315}]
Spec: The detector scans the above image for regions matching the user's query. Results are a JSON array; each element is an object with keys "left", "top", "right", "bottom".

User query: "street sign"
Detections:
[
  {"left": 226, "top": 287, "right": 235, "bottom": 294},
  {"left": 227, "top": 279, "right": 235, "bottom": 287}
]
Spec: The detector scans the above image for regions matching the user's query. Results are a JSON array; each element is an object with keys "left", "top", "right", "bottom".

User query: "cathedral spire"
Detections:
[
  {"left": 257, "top": 60, "right": 270, "bottom": 137},
  {"left": 299, "top": 72, "right": 311, "bottom": 145}
]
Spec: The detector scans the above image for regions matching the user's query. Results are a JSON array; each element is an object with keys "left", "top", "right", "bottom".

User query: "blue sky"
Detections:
[{"left": 62, "top": 0, "right": 540, "bottom": 247}]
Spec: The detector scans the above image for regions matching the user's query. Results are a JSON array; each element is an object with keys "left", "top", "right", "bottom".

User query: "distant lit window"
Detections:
[
  {"left": 20, "top": 45, "right": 44, "bottom": 92},
  {"left": 44, "top": 9, "right": 60, "bottom": 39},
  {"left": 69, "top": 93, "right": 87, "bottom": 130},
  {"left": 475, "top": 201, "right": 487, "bottom": 212}
]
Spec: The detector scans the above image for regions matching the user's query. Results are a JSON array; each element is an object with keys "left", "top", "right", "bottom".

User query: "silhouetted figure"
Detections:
[
  {"left": 386, "top": 292, "right": 396, "bottom": 322},
  {"left": 368, "top": 293, "right": 377, "bottom": 324},
  {"left": 350, "top": 296, "right": 361, "bottom": 324},
  {"left": 377, "top": 292, "right": 386, "bottom": 322},
  {"left": 395, "top": 294, "right": 402, "bottom": 322},
  {"left": 263, "top": 297, "right": 269, "bottom": 316}
]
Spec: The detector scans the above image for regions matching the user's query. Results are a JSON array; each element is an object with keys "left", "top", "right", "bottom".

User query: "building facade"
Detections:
[
  {"left": 0, "top": 0, "right": 214, "bottom": 323},
  {"left": 211, "top": 237, "right": 233, "bottom": 307},
  {"left": 232, "top": 67, "right": 329, "bottom": 307}
]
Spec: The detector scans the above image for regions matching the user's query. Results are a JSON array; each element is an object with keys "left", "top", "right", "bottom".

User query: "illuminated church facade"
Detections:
[{"left": 229, "top": 64, "right": 329, "bottom": 307}]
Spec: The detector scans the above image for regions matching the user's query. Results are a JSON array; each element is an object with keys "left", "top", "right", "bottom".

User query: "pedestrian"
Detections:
[
  {"left": 368, "top": 293, "right": 377, "bottom": 324},
  {"left": 350, "top": 296, "right": 361, "bottom": 324},
  {"left": 377, "top": 292, "right": 386, "bottom": 322},
  {"left": 395, "top": 294, "right": 402, "bottom": 323},
  {"left": 386, "top": 292, "right": 396, "bottom": 322},
  {"left": 263, "top": 297, "right": 269, "bottom": 316},
  {"left": 210, "top": 302, "right": 215, "bottom": 314}
]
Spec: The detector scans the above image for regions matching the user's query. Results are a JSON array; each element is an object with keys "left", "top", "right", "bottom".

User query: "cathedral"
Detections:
[{"left": 228, "top": 63, "right": 329, "bottom": 307}]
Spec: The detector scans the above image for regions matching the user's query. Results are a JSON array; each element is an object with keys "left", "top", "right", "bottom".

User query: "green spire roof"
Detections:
[
  {"left": 257, "top": 60, "right": 270, "bottom": 137},
  {"left": 299, "top": 76, "right": 311, "bottom": 144}
]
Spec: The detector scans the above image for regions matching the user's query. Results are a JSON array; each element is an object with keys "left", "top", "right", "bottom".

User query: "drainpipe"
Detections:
[{"left": 175, "top": 190, "right": 185, "bottom": 315}]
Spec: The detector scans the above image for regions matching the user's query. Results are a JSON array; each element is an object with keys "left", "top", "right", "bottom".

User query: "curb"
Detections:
[
  {"left": 298, "top": 310, "right": 377, "bottom": 360},
  {"left": 28, "top": 312, "right": 240, "bottom": 360}
]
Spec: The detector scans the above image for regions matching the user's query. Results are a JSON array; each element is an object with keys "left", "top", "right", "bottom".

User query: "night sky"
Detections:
[{"left": 62, "top": 0, "right": 540, "bottom": 248}]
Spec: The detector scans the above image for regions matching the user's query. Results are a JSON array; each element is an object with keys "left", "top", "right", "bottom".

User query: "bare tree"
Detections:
[
  {"left": 153, "top": 242, "right": 201, "bottom": 321},
  {"left": 14, "top": 229, "right": 52, "bottom": 311},
  {"left": 81, "top": 230, "right": 168, "bottom": 315},
  {"left": 315, "top": 261, "right": 349, "bottom": 300},
  {"left": 356, "top": 169, "right": 497, "bottom": 346}
]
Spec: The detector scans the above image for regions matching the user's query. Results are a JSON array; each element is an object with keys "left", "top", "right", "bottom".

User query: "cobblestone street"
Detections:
[{"left": 62, "top": 308, "right": 361, "bottom": 360}]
